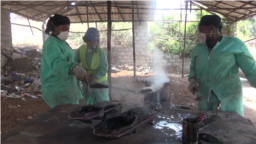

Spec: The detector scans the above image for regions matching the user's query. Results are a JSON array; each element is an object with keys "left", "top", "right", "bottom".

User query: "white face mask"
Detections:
[
  {"left": 57, "top": 31, "right": 69, "bottom": 41},
  {"left": 197, "top": 32, "right": 206, "bottom": 44}
]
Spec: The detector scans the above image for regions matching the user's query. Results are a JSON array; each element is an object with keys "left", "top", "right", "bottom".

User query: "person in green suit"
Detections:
[
  {"left": 41, "top": 14, "right": 88, "bottom": 108},
  {"left": 75, "top": 28, "right": 110, "bottom": 105},
  {"left": 188, "top": 15, "right": 256, "bottom": 117}
]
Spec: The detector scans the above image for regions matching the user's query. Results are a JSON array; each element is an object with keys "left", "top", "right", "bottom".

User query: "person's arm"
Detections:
[
  {"left": 74, "top": 47, "right": 81, "bottom": 64},
  {"left": 44, "top": 41, "right": 77, "bottom": 78},
  {"left": 188, "top": 47, "right": 197, "bottom": 81},
  {"left": 236, "top": 42, "right": 256, "bottom": 87},
  {"left": 93, "top": 49, "right": 108, "bottom": 79}
]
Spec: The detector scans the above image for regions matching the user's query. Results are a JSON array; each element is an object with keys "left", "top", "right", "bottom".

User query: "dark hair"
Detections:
[
  {"left": 82, "top": 35, "right": 90, "bottom": 43},
  {"left": 219, "top": 23, "right": 222, "bottom": 35},
  {"left": 199, "top": 15, "right": 222, "bottom": 34},
  {"left": 45, "top": 14, "right": 70, "bottom": 35}
]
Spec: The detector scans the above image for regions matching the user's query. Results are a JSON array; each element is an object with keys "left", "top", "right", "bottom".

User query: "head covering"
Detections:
[
  {"left": 199, "top": 15, "right": 221, "bottom": 28},
  {"left": 84, "top": 28, "right": 100, "bottom": 42},
  {"left": 51, "top": 14, "right": 70, "bottom": 27}
]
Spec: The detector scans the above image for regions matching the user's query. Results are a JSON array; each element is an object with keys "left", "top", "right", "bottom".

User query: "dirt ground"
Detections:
[{"left": 1, "top": 70, "right": 256, "bottom": 133}]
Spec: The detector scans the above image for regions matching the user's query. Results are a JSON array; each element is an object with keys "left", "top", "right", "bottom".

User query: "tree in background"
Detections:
[{"left": 237, "top": 16, "right": 256, "bottom": 49}]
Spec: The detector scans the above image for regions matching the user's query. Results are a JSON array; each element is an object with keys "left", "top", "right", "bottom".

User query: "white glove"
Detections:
[
  {"left": 72, "top": 66, "right": 89, "bottom": 83},
  {"left": 188, "top": 78, "right": 199, "bottom": 95}
]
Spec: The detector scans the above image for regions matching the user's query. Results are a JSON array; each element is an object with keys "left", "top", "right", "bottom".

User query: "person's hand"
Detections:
[
  {"left": 72, "top": 66, "right": 89, "bottom": 83},
  {"left": 188, "top": 78, "right": 199, "bottom": 95}
]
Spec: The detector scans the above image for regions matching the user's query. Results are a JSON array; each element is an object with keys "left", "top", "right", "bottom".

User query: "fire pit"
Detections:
[
  {"left": 92, "top": 107, "right": 154, "bottom": 139},
  {"left": 68, "top": 101, "right": 120, "bottom": 121}
]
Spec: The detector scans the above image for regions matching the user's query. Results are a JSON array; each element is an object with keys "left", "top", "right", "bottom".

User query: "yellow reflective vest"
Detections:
[{"left": 80, "top": 44, "right": 107, "bottom": 83}]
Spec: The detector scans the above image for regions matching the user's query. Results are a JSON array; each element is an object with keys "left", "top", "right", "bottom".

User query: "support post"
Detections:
[
  {"left": 42, "top": 23, "right": 45, "bottom": 42},
  {"left": 87, "top": 4, "right": 89, "bottom": 29},
  {"left": 132, "top": 1, "right": 136, "bottom": 82},
  {"left": 107, "top": 1, "right": 112, "bottom": 100},
  {"left": 182, "top": 1, "right": 188, "bottom": 78},
  {"left": 179, "top": 0, "right": 182, "bottom": 58}
]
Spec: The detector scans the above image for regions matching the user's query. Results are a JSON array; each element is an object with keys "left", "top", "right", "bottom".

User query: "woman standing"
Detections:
[
  {"left": 41, "top": 14, "right": 88, "bottom": 108},
  {"left": 75, "top": 28, "right": 110, "bottom": 105},
  {"left": 188, "top": 15, "right": 256, "bottom": 116}
]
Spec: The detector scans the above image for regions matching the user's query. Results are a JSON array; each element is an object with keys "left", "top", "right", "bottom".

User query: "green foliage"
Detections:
[
  {"left": 237, "top": 17, "right": 256, "bottom": 42},
  {"left": 148, "top": 14, "right": 198, "bottom": 57}
]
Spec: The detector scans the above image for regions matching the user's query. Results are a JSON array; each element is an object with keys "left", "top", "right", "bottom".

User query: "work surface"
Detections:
[{"left": 2, "top": 104, "right": 256, "bottom": 144}]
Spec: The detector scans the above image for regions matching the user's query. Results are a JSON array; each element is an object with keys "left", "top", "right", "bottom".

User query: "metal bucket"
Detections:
[
  {"left": 182, "top": 118, "right": 199, "bottom": 144},
  {"left": 143, "top": 77, "right": 171, "bottom": 107}
]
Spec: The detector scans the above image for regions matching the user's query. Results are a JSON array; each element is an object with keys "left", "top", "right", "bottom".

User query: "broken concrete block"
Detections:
[
  {"left": 1, "top": 75, "right": 13, "bottom": 84},
  {"left": 12, "top": 53, "right": 22, "bottom": 60},
  {"left": 13, "top": 57, "right": 33, "bottom": 72},
  {"left": 25, "top": 49, "right": 42, "bottom": 59},
  {"left": 1, "top": 85, "right": 16, "bottom": 93},
  {"left": 1, "top": 54, "right": 8, "bottom": 67},
  {"left": 8, "top": 105, "right": 18, "bottom": 109}
]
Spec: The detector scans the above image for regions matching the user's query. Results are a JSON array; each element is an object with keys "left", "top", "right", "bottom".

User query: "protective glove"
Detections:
[
  {"left": 72, "top": 66, "right": 89, "bottom": 83},
  {"left": 188, "top": 78, "right": 199, "bottom": 95},
  {"left": 89, "top": 76, "right": 96, "bottom": 85}
]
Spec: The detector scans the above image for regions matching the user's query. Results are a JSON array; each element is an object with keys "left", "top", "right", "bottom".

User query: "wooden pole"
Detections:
[
  {"left": 182, "top": 1, "right": 188, "bottom": 78},
  {"left": 27, "top": 18, "right": 34, "bottom": 36},
  {"left": 87, "top": 4, "right": 89, "bottom": 29},
  {"left": 132, "top": 1, "right": 136, "bottom": 82},
  {"left": 42, "top": 23, "right": 45, "bottom": 42},
  {"left": 107, "top": 1, "right": 112, "bottom": 100},
  {"left": 179, "top": 0, "right": 182, "bottom": 58}
]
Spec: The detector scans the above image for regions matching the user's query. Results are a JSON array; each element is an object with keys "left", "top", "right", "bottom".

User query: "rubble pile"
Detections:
[{"left": 1, "top": 45, "right": 42, "bottom": 100}]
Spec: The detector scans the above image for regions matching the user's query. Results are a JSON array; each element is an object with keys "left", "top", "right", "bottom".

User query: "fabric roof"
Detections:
[{"left": 1, "top": 1, "right": 256, "bottom": 23}]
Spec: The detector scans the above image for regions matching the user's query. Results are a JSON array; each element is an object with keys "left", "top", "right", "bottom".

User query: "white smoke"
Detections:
[{"left": 150, "top": 47, "right": 169, "bottom": 91}]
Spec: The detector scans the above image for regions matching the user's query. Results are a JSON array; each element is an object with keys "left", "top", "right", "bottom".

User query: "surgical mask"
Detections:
[
  {"left": 87, "top": 45, "right": 97, "bottom": 53},
  {"left": 90, "top": 45, "right": 97, "bottom": 52},
  {"left": 57, "top": 31, "right": 69, "bottom": 41},
  {"left": 197, "top": 32, "right": 206, "bottom": 44}
]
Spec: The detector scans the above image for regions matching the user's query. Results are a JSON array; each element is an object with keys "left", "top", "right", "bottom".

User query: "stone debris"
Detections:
[
  {"left": 1, "top": 45, "right": 42, "bottom": 101},
  {"left": 8, "top": 105, "right": 18, "bottom": 109}
]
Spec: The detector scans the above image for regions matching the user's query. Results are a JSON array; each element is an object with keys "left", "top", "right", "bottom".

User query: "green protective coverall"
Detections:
[
  {"left": 75, "top": 44, "right": 110, "bottom": 105},
  {"left": 41, "top": 35, "right": 83, "bottom": 108},
  {"left": 189, "top": 36, "right": 256, "bottom": 117}
]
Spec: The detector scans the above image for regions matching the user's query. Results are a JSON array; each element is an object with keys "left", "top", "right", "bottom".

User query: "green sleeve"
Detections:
[
  {"left": 44, "top": 41, "right": 77, "bottom": 78},
  {"left": 93, "top": 49, "right": 108, "bottom": 79},
  {"left": 75, "top": 47, "right": 81, "bottom": 63},
  {"left": 235, "top": 43, "right": 256, "bottom": 87},
  {"left": 188, "top": 47, "right": 197, "bottom": 81}
]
